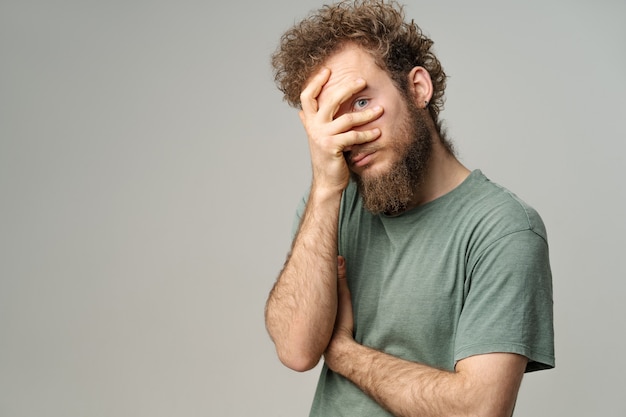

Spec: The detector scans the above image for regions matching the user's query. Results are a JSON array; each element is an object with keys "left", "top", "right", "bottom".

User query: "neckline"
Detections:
[{"left": 380, "top": 169, "right": 483, "bottom": 218}]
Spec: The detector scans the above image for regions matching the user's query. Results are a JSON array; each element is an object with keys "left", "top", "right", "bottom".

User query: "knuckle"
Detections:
[
  {"left": 365, "top": 108, "right": 379, "bottom": 120},
  {"left": 342, "top": 112, "right": 355, "bottom": 124}
]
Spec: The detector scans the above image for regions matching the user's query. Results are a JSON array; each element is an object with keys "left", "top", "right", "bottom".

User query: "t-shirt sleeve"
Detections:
[{"left": 454, "top": 229, "right": 555, "bottom": 372}]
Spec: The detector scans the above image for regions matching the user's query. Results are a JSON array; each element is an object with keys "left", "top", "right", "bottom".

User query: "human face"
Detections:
[
  {"left": 319, "top": 44, "right": 415, "bottom": 179},
  {"left": 320, "top": 44, "right": 432, "bottom": 214}
]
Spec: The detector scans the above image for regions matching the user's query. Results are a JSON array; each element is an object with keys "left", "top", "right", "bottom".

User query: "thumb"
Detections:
[
  {"left": 334, "top": 256, "right": 353, "bottom": 336},
  {"left": 336, "top": 256, "right": 349, "bottom": 298},
  {"left": 337, "top": 256, "right": 347, "bottom": 281}
]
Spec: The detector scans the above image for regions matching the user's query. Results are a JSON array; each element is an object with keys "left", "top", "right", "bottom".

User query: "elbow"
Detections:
[
  {"left": 276, "top": 346, "right": 322, "bottom": 372},
  {"left": 265, "top": 312, "right": 325, "bottom": 372},
  {"left": 268, "top": 326, "right": 323, "bottom": 372},
  {"left": 265, "top": 304, "right": 327, "bottom": 372}
]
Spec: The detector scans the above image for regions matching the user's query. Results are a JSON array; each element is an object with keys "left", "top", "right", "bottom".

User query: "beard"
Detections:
[{"left": 351, "top": 99, "right": 432, "bottom": 215}]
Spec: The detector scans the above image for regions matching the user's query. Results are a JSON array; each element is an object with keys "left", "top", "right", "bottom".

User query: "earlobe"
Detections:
[{"left": 408, "top": 66, "right": 433, "bottom": 109}]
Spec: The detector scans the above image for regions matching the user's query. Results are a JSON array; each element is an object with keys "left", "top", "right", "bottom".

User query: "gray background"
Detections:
[{"left": 1, "top": 0, "right": 624, "bottom": 416}]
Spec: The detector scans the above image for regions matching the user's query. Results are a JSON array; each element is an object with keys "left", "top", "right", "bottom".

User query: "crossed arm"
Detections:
[
  {"left": 266, "top": 248, "right": 527, "bottom": 417},
  {"left": 266, "top": 247, "right": 527, "bottom": 417},
  {"left": 322, "top": 259, "right": 528, "bottom": 417}
]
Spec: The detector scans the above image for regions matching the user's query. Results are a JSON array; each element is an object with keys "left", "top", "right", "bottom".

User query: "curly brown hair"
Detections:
[{"left": 271, "top": 0, "right": 447, "bottom": 129}]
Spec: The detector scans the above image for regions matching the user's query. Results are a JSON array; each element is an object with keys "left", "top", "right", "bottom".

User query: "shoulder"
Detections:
[{"left": 463, "top": 171, "right": 548, "bottom": 243}]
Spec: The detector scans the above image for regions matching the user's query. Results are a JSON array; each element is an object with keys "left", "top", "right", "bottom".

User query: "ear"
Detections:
[{"left": 408, "top": 66, "right": 433, "bottom": 109}]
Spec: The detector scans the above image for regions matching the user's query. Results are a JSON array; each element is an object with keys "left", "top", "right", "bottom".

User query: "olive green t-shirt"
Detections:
[{"left": 298, "top": 170, "right": 554, "bottom": 417}]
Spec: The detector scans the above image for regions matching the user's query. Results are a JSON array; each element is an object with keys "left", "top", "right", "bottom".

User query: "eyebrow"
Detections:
[{"left": 349, "top": 86, "right": 372, "bottom": 100}]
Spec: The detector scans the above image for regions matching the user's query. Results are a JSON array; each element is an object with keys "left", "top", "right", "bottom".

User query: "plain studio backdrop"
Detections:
[{"left": 1, "top": 0, "right": 624, "bottom": 416}]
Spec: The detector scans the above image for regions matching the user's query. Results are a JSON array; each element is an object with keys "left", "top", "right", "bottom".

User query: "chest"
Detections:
[{"left": 340, "top": 216, "right": 469, "bottom": 366}]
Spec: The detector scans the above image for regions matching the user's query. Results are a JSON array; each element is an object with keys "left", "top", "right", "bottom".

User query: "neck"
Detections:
[{"left": 405, "top": 134, "right": 471, "bottom": 211}]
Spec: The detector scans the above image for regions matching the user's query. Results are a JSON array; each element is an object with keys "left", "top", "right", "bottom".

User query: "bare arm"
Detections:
[
  {"left": 265, "top": 190, "right": 341, "bottom": 372},
  {"left": 265, "top": 68, "right": 383, "bottom": 371},
  {"left": 324, "top": 260, "right": 528, "bottom": 417}
]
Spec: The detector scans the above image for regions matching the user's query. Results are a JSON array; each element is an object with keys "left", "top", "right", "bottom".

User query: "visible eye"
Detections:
[{"left": 352, "top": 98, "right": 370, "bottom": 111}]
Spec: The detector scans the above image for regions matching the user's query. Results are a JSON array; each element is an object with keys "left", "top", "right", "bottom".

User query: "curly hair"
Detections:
[{"left": 271, "top": 0, "right": 447, "bottom": 129}]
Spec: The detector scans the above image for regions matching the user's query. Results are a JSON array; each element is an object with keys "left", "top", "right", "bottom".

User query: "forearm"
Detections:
[
  {"left": 325, "top": 337, "right": 525, "bottom": 417},
  {"left": 265, "top": 186, "right": 343, "bottom": 371},
  {"left": 327, "top": 340, "right": 467, "bottom": 417}
]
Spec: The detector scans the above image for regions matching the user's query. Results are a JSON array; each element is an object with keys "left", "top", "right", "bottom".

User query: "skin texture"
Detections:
[{"left": 265, "top": 44, "right": 526, "bottom": 417}]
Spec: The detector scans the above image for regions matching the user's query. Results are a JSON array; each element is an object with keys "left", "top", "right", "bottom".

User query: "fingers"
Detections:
[
  {"left": 300, "top": 67, "right": 367, "bottom": 121},
  {"left": 300, "top": 68, "right": 331, "bottom": 114},
  {"left": 298, "top": 67, "right": 383, "bottom": 191},
  {"left": 336, "top": 256, "right": 350, "bottom": 301},
  {"left": 338, "top": 105, "right": 383, "bottom": 129},
  {"left": 337, "top": 256, "right": 347, "bottom": 281},
  {"left": 317, "top": 78, "right": 366, "bottom": 121},
  {"left": 331, "top": 128, "right": 381, "bottom": 154},
  {"left": 334, "top": 256, "right": 353, "bottom": 337}
]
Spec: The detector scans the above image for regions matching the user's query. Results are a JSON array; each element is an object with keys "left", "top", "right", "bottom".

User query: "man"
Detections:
[{"left": 264, "top": 1, "right": 554, "bottom": 416}]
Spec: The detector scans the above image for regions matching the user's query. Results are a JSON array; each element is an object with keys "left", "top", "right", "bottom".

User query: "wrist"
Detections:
[
  {"left": 309, "top": 181, "right": 346, "bottom": 204},
  {"left": 324, "top": 332, "right": 356, "bottom": 373}
]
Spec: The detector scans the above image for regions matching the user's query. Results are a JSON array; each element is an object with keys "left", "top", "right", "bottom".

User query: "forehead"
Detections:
[{"left": 321, "top": 44, "right": 387, "bottom": 90}]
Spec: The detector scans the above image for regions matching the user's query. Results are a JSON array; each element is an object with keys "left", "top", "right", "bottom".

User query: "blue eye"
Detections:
[{"left": 353, "top": 98, "right": 369, "bottom": 111}]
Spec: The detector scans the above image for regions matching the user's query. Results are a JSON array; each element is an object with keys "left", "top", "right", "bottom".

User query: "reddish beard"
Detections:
[{"left": 351, "top": 99, "right": 432, "bottom": 215}]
